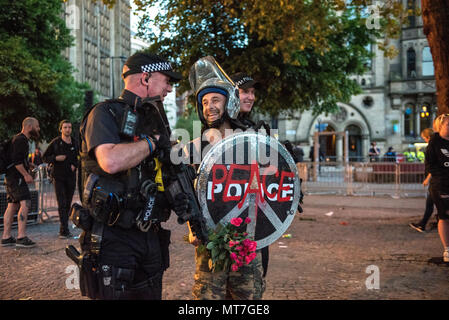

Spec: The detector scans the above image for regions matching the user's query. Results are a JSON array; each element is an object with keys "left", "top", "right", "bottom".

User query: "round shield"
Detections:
[{"left": 196, "top": 131, "right": 301, "bottom": 249}]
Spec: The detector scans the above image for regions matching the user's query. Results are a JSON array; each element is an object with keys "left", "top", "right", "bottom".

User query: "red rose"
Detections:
[{"left": 230, "top": 217, "right": 243, "bottom": 227}]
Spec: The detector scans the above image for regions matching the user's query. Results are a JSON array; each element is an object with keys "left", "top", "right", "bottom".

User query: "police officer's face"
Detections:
[
  {"left": 146, "top": 72, "right": 173, "bottom": 101},
  {"left": 61, "top": 123, "right": 72, "bottom": 137},
  {"left": 202, "top": 93, "right": 226, "bottom": 125},
  {"left": 239, "top": 87, "right": 255, "bottom": 114}
]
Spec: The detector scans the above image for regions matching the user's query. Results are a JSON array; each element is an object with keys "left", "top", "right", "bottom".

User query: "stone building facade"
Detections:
[
  {"left": 270, "top": 0, "right": 436, "bottom": 161},
  {"left": 63, "top": 0, "right": 131, "bottom": 100}
]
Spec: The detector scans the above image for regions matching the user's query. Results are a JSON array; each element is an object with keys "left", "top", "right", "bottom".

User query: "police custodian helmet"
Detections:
[{"left": 189, "top": 56, "right": 240, "bottom": 128}]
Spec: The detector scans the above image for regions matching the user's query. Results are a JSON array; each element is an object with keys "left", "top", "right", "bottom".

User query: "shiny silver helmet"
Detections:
[{"left": 189, "top": 56, "right": 240, "bottom": 127}]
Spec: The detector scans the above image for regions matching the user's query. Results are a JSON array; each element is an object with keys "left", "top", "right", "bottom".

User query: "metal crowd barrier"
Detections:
[
  {"left": 1, "top": 164, "right": 80, "bottom": 228},
  {"left": 297, "top": 161, "right": 426, "bottom": 198},
  {"left": 33, "top": 163, "right": 60, "bottom": 223}
]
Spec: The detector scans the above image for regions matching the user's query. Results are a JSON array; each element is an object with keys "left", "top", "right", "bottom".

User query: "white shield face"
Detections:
[{"left": 196, "top": 132, "right": 301, "bottom": 249}]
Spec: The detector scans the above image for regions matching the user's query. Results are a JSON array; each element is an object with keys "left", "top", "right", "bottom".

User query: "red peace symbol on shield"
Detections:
[{"left": 196, "top": 132, "right": 301, "bottom": 249}]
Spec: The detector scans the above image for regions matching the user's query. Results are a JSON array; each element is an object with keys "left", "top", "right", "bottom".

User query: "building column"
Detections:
[
  {"left": 362, "top": 134, "right": 370, "bottom": 161},
  {"left": 336, "top": 135, "right": 343, "bottom": 163}
]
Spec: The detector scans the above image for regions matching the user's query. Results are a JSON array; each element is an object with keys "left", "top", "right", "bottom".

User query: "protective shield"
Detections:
[
  {"left": 196, "top": 132, "right": 301, "bottom": 249},
  {"left": 189, "top": 56, "right": 240, "bottom": 120}
]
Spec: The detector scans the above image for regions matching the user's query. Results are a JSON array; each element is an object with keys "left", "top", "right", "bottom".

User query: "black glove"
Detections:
[
  {"left": 173, "top": 192, "right": 190, "bottom": 219},
  {"left": 152, "top": 134, "right": 172, "bottom": 165}
]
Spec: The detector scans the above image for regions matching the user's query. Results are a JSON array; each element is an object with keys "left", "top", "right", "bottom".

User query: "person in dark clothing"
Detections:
[
  {"left": 409, "top": 128, "right": 436, "bottom": 233},
  {"left": 383, "top": 147, "right": 396, "bottom": 162},
  {"left": 425, "top": 114, "right": 449, "bottom": 262},
  {"left": 43, "top": 120, "right": 79, "bottom": 238},
  {"left": 77, "top": 51, "right": 187, "bottom": 300},
  {"left": 293, "top": 145, "right": 304, "bottom": 162},
  {"left": 1, "top": 117, "right": 40, "bottom": 248},
  {"left": 368, "top": 142, "right": 380, "bottom": 162}
]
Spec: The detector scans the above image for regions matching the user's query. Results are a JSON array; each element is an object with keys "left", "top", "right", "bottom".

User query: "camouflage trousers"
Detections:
[{"left": 192, "top": 247, "right": 266, "bottom": 300}]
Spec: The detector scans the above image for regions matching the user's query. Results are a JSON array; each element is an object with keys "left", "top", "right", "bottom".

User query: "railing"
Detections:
[
  {"left": 1, "top": 164, "right": 79, "bottom": 228},
  {"left": 33, "top": 164, "right": 60, "bottom": 222},
  {"left": 0, "top": 160, "right": 427, "bottom": 228},
  {"left": 297, "top": 161, "right": 426, "bottom": 198}
]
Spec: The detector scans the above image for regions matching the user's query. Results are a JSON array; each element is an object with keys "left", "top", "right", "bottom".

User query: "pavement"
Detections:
[{"left": 1, "top": 194, "right": 448, "bottom": 300}]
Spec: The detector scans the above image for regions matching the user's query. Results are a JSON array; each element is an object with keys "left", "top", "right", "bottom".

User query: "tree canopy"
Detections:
[
  {"left": 0, "top": 0, "right": 90, "bottom": 141},
  {"left": 124, "top": 0, "right": 411, "bottom": 117}
]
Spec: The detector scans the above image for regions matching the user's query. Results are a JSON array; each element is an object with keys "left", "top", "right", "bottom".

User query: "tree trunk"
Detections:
[{"left": 421, "top": 0, "right": 449, "bottom": 115}]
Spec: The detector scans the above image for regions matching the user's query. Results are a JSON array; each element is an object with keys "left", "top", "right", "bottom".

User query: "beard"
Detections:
[{"left": 29, "top": 129, "right": 40, "bottom": 141}]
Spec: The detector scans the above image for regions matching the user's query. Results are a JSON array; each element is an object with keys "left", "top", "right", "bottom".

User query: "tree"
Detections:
[
  {"left": 127, "top": 0, "right": 411, "bottom": 117},
  {"left": 421, "top": 0, "right": 449, "bottom": 115},
  {"left": 0, "top": 0, "right": 90, "bottom": 141},
  {"left": 128, "top": 1, "right": 355, "bottom": 116}
]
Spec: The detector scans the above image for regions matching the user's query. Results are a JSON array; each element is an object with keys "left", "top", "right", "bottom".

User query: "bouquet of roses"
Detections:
[{"left": 203, "top": 217, "right": 257, "bottom": 272}]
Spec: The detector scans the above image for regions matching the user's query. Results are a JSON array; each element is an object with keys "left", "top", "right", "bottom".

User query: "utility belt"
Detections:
[{"left": 70, "top": 173, "right": 170, "bottom": 232}]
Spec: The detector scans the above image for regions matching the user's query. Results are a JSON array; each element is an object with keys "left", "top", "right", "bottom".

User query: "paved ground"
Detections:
[{"left": 1, "top": 194, "right": 448, "bottom": 300}]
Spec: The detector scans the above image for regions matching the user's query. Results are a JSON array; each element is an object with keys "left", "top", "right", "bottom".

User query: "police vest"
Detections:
[{"left": 79, "top": 99, "right": 163, "bottom": 229}]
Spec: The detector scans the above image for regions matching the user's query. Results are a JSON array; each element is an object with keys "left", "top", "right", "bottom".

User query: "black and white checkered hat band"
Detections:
[
  {"left": 235, "top": 76, "right": 253, "bottom": 87},
  {"left": 141, "top": 62, "right": 172, "bottom": 73}
]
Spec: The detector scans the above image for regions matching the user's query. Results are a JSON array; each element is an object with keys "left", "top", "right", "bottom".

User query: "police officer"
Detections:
[
  {"left": 230, "top": 72, "right": 304, "bottom": 298},
  {"left": 78, "top": 51, "right": 187, "bottom": 300},
  {"left": 43, "top": 120, "right": 78, "bottom": 238},
  {"left": 231, "top": 72, "right": 268, "bottom": 299},
  {"left": 230, "top": 72, "right": 261, "bottom": 129}
]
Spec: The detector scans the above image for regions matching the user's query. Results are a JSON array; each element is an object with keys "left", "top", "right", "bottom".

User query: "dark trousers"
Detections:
[
  {"left": 96, "top": 224, "right": 167, "bottom": 300},
  {"left": 54, "top": 177, "right": 76, "bottom": 234},
  {"left": 419, "top": 191, "right": 435, "bottom": 227}
]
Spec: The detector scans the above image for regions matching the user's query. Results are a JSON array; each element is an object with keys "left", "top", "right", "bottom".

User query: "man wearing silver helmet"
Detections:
[{"left": 185, "top": 57, "right": 264, "bottom": 300}]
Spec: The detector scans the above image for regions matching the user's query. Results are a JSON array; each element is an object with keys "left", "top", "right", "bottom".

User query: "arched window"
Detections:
[
  {"left": 422, "top": 47, "right": 434, "bottom": 76},
  {"left": 419, "top": 103, "right": 435, "bottom": 132},
  {"left": 407, "top": 48, "right": 416, "bottom": 78},
  {"left": 346, "top": 125, "right": 362, "bottom": 161}
]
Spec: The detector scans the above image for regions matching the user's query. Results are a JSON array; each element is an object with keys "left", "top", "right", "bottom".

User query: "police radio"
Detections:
[{"left": 119, "top": 106, "right": 138, "bottom": 138}]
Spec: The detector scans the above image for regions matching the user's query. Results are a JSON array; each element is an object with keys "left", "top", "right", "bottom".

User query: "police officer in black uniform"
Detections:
[{"left": 76, "top": 52, "right": 187, "bottom": 300}]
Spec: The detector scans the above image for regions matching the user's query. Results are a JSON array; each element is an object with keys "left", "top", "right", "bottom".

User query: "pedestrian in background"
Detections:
[
  {"left": 368, "top": 141, "right": 380, "bottom": 162},
  {"left": 425, "top": 114, "right": 449, "bottom": 262},
  {"left": 43, "top": 120, "right": 78, "bottom": 238},
  {"left": 409, "top": 128, "right": 436, "bottom": 233},
  {"left": 383, "top": 147, "right": 396, "bottom": 162},
  {"left": 1, "top": 117, "right": 40, "bottom": 248}
]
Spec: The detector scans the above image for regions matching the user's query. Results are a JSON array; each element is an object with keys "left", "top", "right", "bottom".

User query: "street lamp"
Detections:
[{"left": 100, "top": 55, "right": 127, "bottom": 98}]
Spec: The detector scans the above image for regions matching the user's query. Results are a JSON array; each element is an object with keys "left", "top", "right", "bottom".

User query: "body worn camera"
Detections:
[{"left": 119, "top": 105, "right": 138, "bottom": 138}]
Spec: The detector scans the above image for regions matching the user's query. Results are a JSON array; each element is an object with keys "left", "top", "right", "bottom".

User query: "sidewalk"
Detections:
[{"left": 0, "top": 194, "right": 448, "bottom": 300}]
